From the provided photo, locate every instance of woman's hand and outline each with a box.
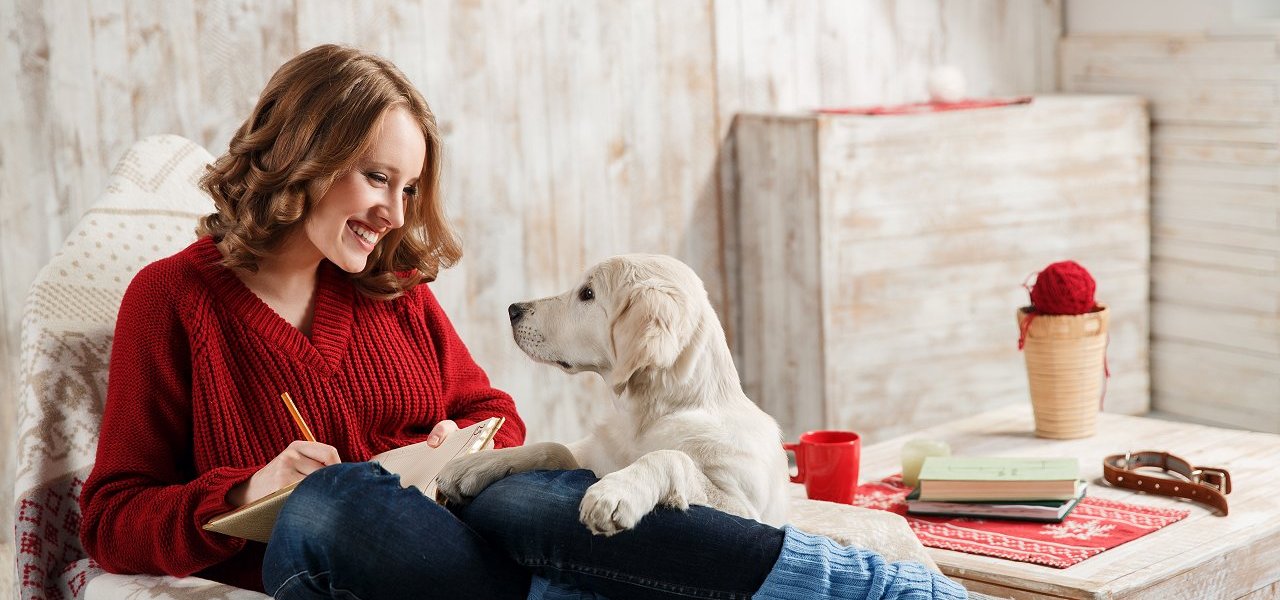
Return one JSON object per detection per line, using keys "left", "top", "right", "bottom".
{"left": 228, "top": 440, "right": 342, "bottom": 506}
{"left": 427, "top": 420, "right": 458, "bottom": 447}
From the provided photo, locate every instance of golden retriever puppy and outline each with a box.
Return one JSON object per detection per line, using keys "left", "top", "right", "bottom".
{"left": 437, "top": 254, "right": 789, "bottom": 535}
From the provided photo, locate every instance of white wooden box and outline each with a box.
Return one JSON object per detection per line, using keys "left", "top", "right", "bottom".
{"left": 729, "top": 95, "right": 1150, "bottom": 442}
{"left": 1062, "top": 35, "right": 1280, "bottom": 434}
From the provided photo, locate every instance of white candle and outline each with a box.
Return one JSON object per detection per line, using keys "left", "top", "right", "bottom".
{"left": 901, "top": 439, "right": 951, "bottom": 489}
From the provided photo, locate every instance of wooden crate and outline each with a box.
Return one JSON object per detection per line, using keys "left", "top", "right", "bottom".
{"left": 729, "top": 96, "right": 1150, "bottom": 442}
{"left": 1063, "top": 35, "right": 1280, "bottom": 434}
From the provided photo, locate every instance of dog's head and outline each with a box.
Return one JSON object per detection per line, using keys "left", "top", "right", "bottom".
{"left": 508, "top": 254, "right": 705, "bottom": 394}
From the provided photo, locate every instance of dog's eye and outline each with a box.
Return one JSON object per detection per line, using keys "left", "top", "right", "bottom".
{"left": 578, "top": 286, "right": 594, "bottom": 302}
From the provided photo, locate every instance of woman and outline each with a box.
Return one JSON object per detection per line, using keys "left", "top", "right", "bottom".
{"left": 79, "top": 44, "right": 964, "bottom": 600}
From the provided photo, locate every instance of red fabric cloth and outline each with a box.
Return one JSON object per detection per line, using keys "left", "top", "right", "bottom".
{"left": 816, "top": 96, "right": 1033, "bottom": 116}
{"left": 853, "top": 475, "right": 1189, "bottom": 568}
{"left": 79, "top": 236, "right": 526, "bottom": 592}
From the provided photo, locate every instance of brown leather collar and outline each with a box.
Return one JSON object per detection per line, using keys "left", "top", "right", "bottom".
{"left": 1103, "top": 451, "right": 1231, "bottom": 515}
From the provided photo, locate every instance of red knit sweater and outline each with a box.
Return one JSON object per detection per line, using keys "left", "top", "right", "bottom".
{"left": 79, "top": 236, "right": 526, "bottom": 592}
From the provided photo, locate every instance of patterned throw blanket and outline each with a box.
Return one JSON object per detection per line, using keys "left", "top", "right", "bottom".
{"left": 853, "top": 475, "right": 1190, "bottom": 568}
{"left": 14, "top": 135, "right": 267, "bottom": 600}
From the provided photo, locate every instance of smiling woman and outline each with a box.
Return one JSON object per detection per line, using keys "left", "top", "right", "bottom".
{"left": 196, "top": 44, "right": 458, "bottom": 301}
{"left": 75, "top": 44, "right": 528, "bottom": 595}
{"left": 300, "top": 107, "right": 425, "bottom": 275}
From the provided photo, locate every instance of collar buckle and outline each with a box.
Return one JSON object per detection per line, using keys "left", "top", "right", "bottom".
{"left": 1192, "top": 467, "right": 1231, "bottom": 494}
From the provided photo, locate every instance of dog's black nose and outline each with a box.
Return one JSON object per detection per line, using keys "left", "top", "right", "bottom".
{"left": 508, "top": 303, "right": 527, "bottom": 324}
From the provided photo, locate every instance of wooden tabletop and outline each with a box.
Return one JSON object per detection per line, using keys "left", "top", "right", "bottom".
{"left": 859, "top": 405, "right": 1280, "bottom": 600}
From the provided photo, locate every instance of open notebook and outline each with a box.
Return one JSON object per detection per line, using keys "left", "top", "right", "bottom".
{"left": 203, "top": 416, "right": 504, "bottom": 543}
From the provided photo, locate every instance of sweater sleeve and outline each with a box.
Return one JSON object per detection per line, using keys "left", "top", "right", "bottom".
{"left": 417, "top": 285, "right": 527, "bottom": 449}
{"left": 80, "top": 264, "right": 258, "bottom": 578}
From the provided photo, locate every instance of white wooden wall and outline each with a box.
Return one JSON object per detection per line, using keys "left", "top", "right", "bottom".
{"left": 1062, "top": 35, "right": 1280, "bottom": 434}
{"left": 0, "top": 0, "right": 1063, "bottom": 586}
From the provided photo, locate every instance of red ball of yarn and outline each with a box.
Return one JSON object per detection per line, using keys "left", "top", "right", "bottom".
{"left": 1028, "top": 260, "right": 1096, "bottom": 315}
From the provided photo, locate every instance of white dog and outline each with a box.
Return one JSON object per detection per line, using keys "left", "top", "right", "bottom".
{"left": 437, "top": 254, "right": 789, "bottom": 535}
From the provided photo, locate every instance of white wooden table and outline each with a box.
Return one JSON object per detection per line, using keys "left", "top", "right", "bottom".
{"left": 859, "top": 405, "right": 1280, "bottom": 599}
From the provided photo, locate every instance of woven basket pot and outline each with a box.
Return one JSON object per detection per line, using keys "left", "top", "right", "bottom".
{"left": 1016, "top": 304, "right": 1109, "bottom": 439}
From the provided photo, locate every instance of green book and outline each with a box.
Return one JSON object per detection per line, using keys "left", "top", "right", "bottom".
{"left": 916, "top": 457, "right": 1079, "bottom": 501}
{"left": 906, "top": 482, "right": 1088, "bottom": 523}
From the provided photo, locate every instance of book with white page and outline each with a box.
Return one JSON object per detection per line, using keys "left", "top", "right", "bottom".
{"left": 203, "top": 417, "right": 504, "bottom": 543}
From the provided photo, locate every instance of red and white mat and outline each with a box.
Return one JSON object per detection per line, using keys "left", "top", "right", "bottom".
{"left": 852, "top": 475, "right": 1190, "bottom": 568}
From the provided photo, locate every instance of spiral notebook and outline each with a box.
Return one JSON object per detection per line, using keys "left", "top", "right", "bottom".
{"left": 203, "top": 417, "right": 504, "bottom": 543}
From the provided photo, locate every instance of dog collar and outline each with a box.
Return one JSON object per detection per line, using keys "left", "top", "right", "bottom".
{"left": 1102, "top": 451, "right": 1230, "bottom": 515}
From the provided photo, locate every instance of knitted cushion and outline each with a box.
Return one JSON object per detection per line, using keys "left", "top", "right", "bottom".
{"left": 789, "top": 496, "right": 939, "bottom": 571}
{"left": 14, "top": 134, "right": 269, "bottom": 600}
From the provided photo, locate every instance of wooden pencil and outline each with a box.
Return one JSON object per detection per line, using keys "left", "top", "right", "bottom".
{"left": 280, "top": 392, "right": 317, "bottom": 442}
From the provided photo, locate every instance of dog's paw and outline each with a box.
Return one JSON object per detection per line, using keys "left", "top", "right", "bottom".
{"left": 659, "top": 489, "right": 691, "bottom": 511}
{"left": 579, "top": 476, "right": 654, "bottom": 536}
{"left": 435, "top": 452, "right": 511, "bottom": 505}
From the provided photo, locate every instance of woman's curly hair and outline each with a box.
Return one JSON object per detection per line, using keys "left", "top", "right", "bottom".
{"left": 198, "top": 44, "right": 460, "bottom": 299}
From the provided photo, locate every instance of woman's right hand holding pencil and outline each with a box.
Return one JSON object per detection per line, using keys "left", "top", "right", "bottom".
{"left": 228, "top": 440, "right": 341, "bottom": 507}
{"left": 225, "top": 391, "right": 340, "bottom": 507}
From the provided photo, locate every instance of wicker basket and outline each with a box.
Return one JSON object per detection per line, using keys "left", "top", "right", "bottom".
{"left": 1016, "top": 304, "right": 1109, "bottom": 439}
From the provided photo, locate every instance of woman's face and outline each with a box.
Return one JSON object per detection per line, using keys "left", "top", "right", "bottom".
{"left": 304, "top": 105, "right": 426, "bottom": 273}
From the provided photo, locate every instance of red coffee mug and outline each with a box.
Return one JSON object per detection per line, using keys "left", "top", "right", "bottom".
{"left": 783, "top": 430, "right": 861, "bottom": 504}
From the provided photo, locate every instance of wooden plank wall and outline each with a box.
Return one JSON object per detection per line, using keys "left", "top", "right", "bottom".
{"left": 1062, "top": 35, "right": 1280, "bottom": 434}
{"left": 0, "top": 1, "right": 1062, "bottom": 588}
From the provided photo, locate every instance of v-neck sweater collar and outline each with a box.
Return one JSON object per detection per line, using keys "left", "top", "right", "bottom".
{"left": 189, "top": 236, "right": 354, "bottom": 374}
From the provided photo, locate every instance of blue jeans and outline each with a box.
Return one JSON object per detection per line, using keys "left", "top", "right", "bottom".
{"left": 262, "top": 463, "right": 785, "bottom": 599}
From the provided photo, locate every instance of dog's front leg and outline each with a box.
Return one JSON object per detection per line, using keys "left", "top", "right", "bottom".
{"left": 437, "top": 442, "right": 579, "bottom": 505}
{"left": 579, "top": 449, "right": 709, "bottom": 536}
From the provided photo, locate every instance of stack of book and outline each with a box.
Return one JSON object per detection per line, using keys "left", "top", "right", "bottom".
{"left": 907, "top": 457, "right": 1086, "bottom": 522}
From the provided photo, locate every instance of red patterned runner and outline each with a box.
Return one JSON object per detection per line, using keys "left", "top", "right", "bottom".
{"left": 853, "top": 475, "right": 1190, "bottom": 568}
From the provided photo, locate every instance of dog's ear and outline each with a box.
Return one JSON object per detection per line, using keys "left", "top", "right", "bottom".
{"left": 608, "top": 279, "right": 696, "bottom": 394}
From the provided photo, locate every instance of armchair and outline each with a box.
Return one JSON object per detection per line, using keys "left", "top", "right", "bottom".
{"left": 15, "top": 135, "right": 270, "bottom": 600}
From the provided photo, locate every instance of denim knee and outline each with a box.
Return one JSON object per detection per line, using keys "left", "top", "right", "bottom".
{"left": 262, "top": 462, "right": 460, "bottom": 593}
{"left": 459, "top": 469, "right": 597, "bottom": 553}
{"left": 277, "top": 463, "right": 388, "bottom": 542}
{"left": 262, "top": 463, "right": 372, "bottom": 590}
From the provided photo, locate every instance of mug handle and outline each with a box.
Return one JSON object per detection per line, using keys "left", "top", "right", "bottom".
{"left": 783, "top": 442, "right": 804, "bottom": 484}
